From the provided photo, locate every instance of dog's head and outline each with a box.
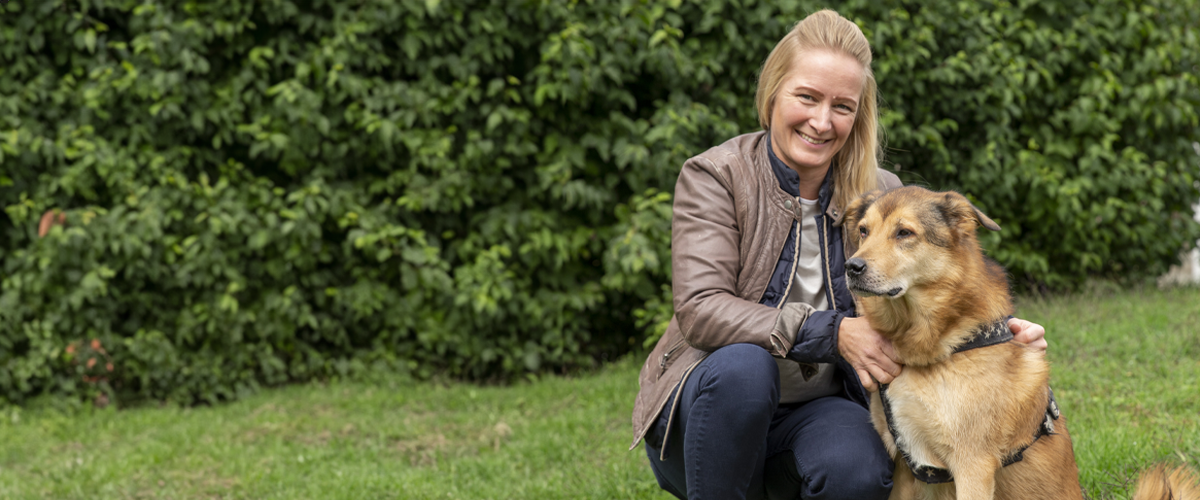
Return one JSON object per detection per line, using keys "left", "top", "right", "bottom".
{"left": 840, "top": 186, "right": 999, "bottom": 299}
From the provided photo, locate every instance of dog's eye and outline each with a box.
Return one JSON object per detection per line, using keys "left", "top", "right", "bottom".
{"left": 859, "top": 226, "right": 869, "bottom": 238}
{"left": 896, "top": 228, "right": 913, "bottom": 238}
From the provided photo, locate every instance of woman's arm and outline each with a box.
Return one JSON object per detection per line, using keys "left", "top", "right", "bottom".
{"left": 670, "top": 155, "right": 795, "bottom": 355}
{"left": 836, "top": 317, "right": 1049, "bottom": 392}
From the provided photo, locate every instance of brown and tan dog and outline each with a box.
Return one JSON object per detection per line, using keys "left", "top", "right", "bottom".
{"left": 838, "top": 186, "right": 1199, "bottom": 500}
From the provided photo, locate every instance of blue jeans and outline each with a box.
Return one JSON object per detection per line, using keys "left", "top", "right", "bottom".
{"left": 644, "top": 344, "right": 893, "bottom": 500}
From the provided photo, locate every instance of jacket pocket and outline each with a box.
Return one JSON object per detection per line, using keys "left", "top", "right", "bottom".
{"left": 659, "top": 339, "right": 687, "bottom": 375}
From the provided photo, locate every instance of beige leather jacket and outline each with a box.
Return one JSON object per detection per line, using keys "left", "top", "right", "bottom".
{"left": 629, "top": 131, "right": 901, "bottom": 452}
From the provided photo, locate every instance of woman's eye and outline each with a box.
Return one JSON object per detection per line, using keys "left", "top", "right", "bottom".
{"left": 836, "top": 104, "right": 855, "bottom": 112}
{"left": 799, "top": 94, "right": 815, "bottom": 101}
{"left": 896, "top": 228, "right": 912, "bottom": 238}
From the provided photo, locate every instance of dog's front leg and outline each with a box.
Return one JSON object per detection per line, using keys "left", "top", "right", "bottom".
{"left": 888, "top": 459, "right": 921, "bottom": 500}
{"left": 948, "top": 458, "right": 999, "bottom": 500}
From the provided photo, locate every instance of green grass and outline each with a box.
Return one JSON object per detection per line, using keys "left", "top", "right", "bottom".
{"left": 0, "top": 286, "right": 1197, "bottom": 499}
{"left": 1019, "top": 284, "right": 1200, "bottom": 498}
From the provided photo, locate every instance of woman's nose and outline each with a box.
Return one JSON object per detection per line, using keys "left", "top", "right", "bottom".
{"left": 810, "top": 105, "right": 832, "bottom": 133}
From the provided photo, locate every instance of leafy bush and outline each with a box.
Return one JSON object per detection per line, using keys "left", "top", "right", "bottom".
{"left": 1, "top": 0, "right": 1197, "bottom": 405}
{"left": 869, "top": 1, "right": 1200, "bottom": 290}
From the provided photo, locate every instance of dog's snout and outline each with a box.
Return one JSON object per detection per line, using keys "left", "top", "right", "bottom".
{"left": 846, "top": 258, "right": 867, "bottom": 276}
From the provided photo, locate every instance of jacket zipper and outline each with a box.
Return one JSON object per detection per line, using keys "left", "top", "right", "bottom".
{"left": 659, "top": 339, "right": 687, "bottom": 374}
{"left": 778, "top": 218, "right": 801, "bottom": 309}
{"left": 822, "top": 214, "right": 838, "bottom": 311}
{"left": 754, "top": 197, "right": 802, "bottom": 308}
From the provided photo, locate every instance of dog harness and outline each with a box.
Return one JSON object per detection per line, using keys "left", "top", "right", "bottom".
{"left": 878, "top": 317, "right": 1062, "bottom": 484}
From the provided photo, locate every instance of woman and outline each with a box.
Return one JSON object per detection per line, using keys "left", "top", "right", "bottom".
{"left": 629, "top": 10, "right": 1047, "bottom": 500}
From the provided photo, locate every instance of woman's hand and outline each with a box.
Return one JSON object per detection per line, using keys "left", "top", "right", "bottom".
{"left": 838, "top": 316, "right": 903, "bottom": 392}
{"left": 837, "top": 317, "right": 1045, "bottom": 392}
{"left": 1008, "top": 317, "right": 1048, "bottom": 352}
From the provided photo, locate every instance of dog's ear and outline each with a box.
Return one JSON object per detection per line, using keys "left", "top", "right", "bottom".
{"left": 836, "top": 189, "right": 884, "bottom": 230}
{"left": 937, "top": 192, "right": 1001, "bottom": 232}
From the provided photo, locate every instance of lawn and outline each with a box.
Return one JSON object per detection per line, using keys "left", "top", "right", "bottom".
{"left": 0, "top": 286, "right": 1197, "bottom": 499}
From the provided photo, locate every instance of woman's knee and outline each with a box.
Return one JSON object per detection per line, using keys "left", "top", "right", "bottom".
{"left": 799, "top": 449, "right": 893, "bottom": 500}
{"left": 695, "top": 343, "right": 780, "bottom": 404}
{"left": 824, "top": 467, "right": 892, "bottom": 500}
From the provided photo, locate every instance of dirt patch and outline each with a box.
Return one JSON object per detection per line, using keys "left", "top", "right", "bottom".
{"left": 390, "top": 421, "right": 515, "bottom": 467}
{"left": 248, "top": 402, "right": 281, "bottom": 418}
{"left": 126, "top": 465, "right": 242, "bottom": 500}
{"left": 395, "top": 433, "right": 449, "bottom": 467}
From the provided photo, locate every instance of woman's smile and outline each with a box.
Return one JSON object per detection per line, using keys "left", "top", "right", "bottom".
{"left": 797, "top": 130, "right": 831, "bottom": 146}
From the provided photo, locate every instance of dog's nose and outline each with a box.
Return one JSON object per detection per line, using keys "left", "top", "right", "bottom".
{"left": 846, "top": 258, "right": 867, "bottom": 276}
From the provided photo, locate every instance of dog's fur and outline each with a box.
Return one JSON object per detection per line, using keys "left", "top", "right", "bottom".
{"left": 840, "top": 186, "right": 1199, "bottom": 500}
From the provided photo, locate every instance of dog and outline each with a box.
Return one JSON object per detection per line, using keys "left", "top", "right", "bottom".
{"left": 838, "top": 186, "right": 1200, "bottom": 500}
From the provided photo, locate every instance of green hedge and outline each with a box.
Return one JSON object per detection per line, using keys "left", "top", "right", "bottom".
{"left": 1, "top": 0, "right": 1197, "bottom": 405}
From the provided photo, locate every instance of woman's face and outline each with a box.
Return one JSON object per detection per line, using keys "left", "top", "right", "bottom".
{"left": 769, "top": 49, "right": 864, "bottom": 176}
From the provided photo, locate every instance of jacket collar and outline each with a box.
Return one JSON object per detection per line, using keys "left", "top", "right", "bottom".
{"left": 765, "top": 133, "right": 836, "bottom": 213}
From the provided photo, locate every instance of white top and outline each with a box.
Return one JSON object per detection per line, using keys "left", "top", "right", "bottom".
{"left": 776, "top": 197, "right": 842, "bottom": 404}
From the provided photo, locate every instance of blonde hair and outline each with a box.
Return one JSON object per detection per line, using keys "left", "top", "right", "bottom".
{"left": 755, "top": 9, "right": 880, "bottom": 211}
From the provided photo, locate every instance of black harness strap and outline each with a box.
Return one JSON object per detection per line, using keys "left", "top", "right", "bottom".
{"left": 951, "top": 318, "right": 1015, "bottom": 353}
{"left": 879, "top": 317, "right": 1062, "bottom": 484}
